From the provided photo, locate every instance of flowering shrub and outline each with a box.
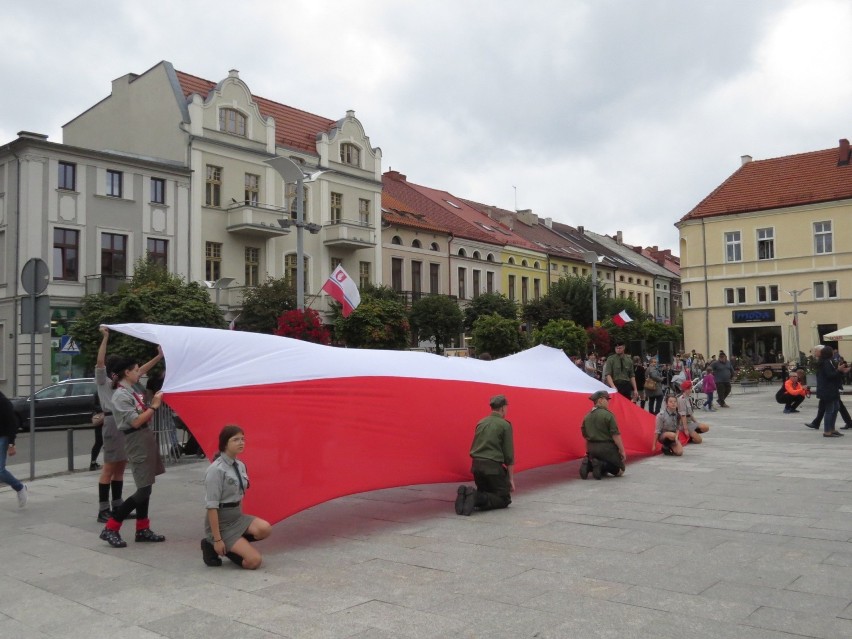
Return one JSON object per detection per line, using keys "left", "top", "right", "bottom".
{"left": 274, "top": 308, "right": 330, "bottom": 345}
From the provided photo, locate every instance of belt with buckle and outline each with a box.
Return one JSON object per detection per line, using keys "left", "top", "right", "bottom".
{"left": 219, "top": 501, "right": 241, "bottom": 509}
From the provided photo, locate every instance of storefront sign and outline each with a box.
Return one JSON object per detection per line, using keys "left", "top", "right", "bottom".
{"left": 732, "top": 309, "right": 775, "bottom": 323}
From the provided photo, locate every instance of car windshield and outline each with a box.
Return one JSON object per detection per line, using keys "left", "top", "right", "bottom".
{"left": 34, "top": 385, "right": 69, "bottom": 400}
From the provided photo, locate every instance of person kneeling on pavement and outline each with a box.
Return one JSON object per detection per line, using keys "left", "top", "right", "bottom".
{"left": 579, "top": 390, "right": 627, "bottom": 480}
{"left": 780, "top": 371, "right": 808, "bottom": 414}
{"left": 653, "top": 395, "right": 684, "bottom": 456}
{"left": 454, "top": 395, "right": 514, "bottom": 516}
{"left": 678, "top": 380, "right": 710, "bottom": 443}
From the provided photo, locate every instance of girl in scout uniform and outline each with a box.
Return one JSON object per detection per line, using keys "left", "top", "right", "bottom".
{"left": 99, "top": 356, "right": 166, "bottom": 548}
{"left": 201, "top": 425, "right": 272, "bottom": 569}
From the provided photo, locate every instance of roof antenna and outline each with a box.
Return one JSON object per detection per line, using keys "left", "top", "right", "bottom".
{"left": 513, "top": 185, "right": 518, "bottom": 212}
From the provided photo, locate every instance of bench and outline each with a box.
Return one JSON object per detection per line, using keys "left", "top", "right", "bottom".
{"left": 736, "top": 379, "right": 760, "bottom": 394}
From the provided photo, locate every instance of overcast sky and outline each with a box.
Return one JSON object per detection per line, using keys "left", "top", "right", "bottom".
{"left": 4, "top": 0, "right": 851, "bottom": 254}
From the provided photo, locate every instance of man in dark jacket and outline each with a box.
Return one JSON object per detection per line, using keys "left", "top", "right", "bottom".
{"left": 0, "top": 390, "right": 27, "bottom": 507}
{"left": 816, "top": 346, "right": 851, "bottom": 437}
{"left": 711, "top": 352, "right": 735, "bottom": 408}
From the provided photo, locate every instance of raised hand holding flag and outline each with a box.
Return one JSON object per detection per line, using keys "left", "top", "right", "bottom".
{"left": 322, "top": 265, "right": 361, "bottom": 317}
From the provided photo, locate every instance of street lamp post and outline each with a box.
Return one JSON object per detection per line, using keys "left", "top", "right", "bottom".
{"left": 583, "top": 251, "right": 603, "bottom": 326}
{"left": 784, "top": 287, "right": 809, "bottom": 364}
{"left": 265, "top": 157, "right": 323, "bottom": 310}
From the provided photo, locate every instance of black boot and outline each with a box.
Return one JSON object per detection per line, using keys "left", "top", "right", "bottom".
{"left": 226, "top": 551, "right": 244, "bottom": 567}
{"left": 200, "top": 539, "right": 222, "bottom": 566}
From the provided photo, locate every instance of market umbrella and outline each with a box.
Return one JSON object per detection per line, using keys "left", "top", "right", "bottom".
{"left": 823, "top": 325, "right": 852, "bottom": 341}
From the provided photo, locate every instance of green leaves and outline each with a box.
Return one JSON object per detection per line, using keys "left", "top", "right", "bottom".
{"left": 410, "top": 295, "right": 463, "bottom": 355}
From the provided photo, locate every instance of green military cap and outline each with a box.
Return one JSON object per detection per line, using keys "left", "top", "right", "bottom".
{"left": 589, "top": 390, "right": 611, "bottom": 402}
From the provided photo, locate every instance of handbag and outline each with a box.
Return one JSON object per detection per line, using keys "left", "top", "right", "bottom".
{"left": 644, "top": 378, "right": 658, "bottom": 392}
{"left": 92, "top": 411, "right": 105, "bottom": 427}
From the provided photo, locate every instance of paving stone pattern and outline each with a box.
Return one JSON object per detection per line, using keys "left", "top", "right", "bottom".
{"left": 1, "top": 386, "right": 851, "bottom": 638}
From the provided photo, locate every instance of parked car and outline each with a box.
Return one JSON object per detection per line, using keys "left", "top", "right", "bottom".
{"left": 11, "top": 378, "right": 97, "bottom": 430}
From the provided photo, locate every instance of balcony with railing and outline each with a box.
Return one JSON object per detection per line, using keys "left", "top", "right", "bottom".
{"left": 226, "top": 202, "right": 291, "bottom": 238}
{"left": 85, "top": 274, "right": 132, "bottom": 295}
{"left": 322, "top": 218, "right": 376, "bottom": 249}
{"left": 391, "top": 290, "right": 458, "bottom": 308}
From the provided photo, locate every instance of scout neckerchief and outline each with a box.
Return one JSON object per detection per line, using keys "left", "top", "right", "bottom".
{"left": 120, "top": 383, "right": 147, "bottom": 414}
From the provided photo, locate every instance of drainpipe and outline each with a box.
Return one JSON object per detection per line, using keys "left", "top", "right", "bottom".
{"left": 11, "top": 151, "right": 21, "bottom": 393}
{"left": 447, "top": 233, "right": 454, "bottom": 296}
{"left": 701, "top": 218, "right": 710, "bottom": 356}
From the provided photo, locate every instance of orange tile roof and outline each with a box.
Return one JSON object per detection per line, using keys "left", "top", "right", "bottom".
{"left": 175, "top": 70, "right": 337, "bottom": 155}
{"left": 382, "top": 192, "right": 450, "bottom": 234}
{"left": 681, "top": 142, "right": 852, "bottom": 221}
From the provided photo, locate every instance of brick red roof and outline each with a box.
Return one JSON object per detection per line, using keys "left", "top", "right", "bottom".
{"left": 681, "top": 142, "right": 852, "bottom": 221}
{"left": 382, "top": 193, "right": 450, "bottom": 234}
{"left": 175, "top": 70, "right": 337, "bottom": 155}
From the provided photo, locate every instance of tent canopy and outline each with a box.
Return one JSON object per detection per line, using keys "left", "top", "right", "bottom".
{"left": 823, "top": 325, "right": 852, "bottom": 341}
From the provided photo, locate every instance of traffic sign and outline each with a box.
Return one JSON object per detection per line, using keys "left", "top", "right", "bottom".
{"left": 21, "top": 258, "right": 49, "bottom": 295}
{"left": 59, "top": 335, "right": 81, "bottom": 354}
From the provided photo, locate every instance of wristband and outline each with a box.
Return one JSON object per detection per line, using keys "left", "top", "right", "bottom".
{"left": 214, "top": 538, "right": 222, "bottom": 542}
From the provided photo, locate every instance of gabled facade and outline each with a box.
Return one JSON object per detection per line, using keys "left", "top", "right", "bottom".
{"left": 677, "top": 141, "right": 852, "bottom": 361}
{"left": 0, "top": 132, "right": 191, "bottom": 395}
{"left": 63, "top": 62, "right": 382, "bottom": 320}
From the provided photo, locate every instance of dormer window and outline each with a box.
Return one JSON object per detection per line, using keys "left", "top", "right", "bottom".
{"left": 219, "top": 108, "right": 246, "bottom": 137}
{"left": 340, "top": 143, "right": 360, "bottom": 166}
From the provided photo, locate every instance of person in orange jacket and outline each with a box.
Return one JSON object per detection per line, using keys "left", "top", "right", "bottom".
{"left": 782, "top": 371, "right": 808, "bottom": 414}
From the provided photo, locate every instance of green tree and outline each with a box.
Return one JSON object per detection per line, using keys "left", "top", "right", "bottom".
{"left": 532, "top": 319, "right": 588, "bottom": 357}
{"left": 522, "top": 275, "right": 608, "bottom": 329}
{"left": 237, "top": 276, "right": 296, "bottom": 333}
{"left": 471, "top": 314, "right": 525, "bottom": 359}
{"left": 333, "top": 294, "right": 410, "bottom": 349}
{"left": 70, "top": 259, "right": 226, "bottom": 370}
{"left": 409, "top": 295, "right": 464, "bottom": 354}
{"left": 463, "top": 292, "right": 517, "bottom": 331}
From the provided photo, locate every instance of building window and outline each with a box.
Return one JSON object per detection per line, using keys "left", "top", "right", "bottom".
{"left": 245, "top": 247, "right": 260, "bottom": 287}
{"left": 814, "top": 280, "right": 838, "bottom": 299}
{"left": 508, "top": 274, "right": 516, "bottom": 301}
{"left": 53, "top": 228, "right": 79, "bottom": 281}
{"left": 219, "top": 108, "right": 246, "bottom": 136}
{"left": 521, "top": 277, "right": 529, "bottom": 303}
{"left": 285, "top": 253, "right": 309, "bottom": 293}
{"left": 359, "top": 198, "right": 370, "bottom": 225}
{"left": 412, "top": 239, "right": 422, "bottom": 248}
{"left": 473, "top": 270, "right": 481, "bottom": 298}
{"left": 359, "top": 261, "right": 371, "bottom": 289}
{"left": 391, "top": 257, "right": 403, "bottom": 292}
{"left": 486, "top": 271, "right": 494, "bottom": 293}
{"left": 287, "top": 184, "right": 308, "bottom": 220}
{"left": 101, "top": 233, "right": 127, "bottom": 277}
{"left": 58, "top": 161, "right": 76, "bottom": 191}
{"left": 331, "top": 257, "right": 343, "bottom": 272}
{"left": 685, "top": 291, "right": 691, "bottom": 307}
{"left": 814, "top": 221, "right": 833, "bottom": 254}
{"left": 757, "top": 228, "right": 774, "bottom": 260}
{"left": 429, "top": 263, "right": 440, "bottom": 294}
{"left": 150, "top": 178, "right": 165, "bottom": 204}
{"left": 391, "top": 236, "right": 402, "bottom": 245}
{"left": 534, "top": 278, "right": 541, "bottom": 300}
{"left": 146, "top": 238, "right": 168, "bottom": 268}
{"left": 756, "top": 285, "right": 779, "bottom": 303}
{"left": 411, "top": 261, "right": 422, "bottom": 297}
{"left": 431, "top": 242, "right": 439, "bottom": 251}
{"left": 458, "top": 267, "right": 466, "bottom": 299}
{"left": 244, "top": 174, "right": 259, "bottom": 206}
{"left": 340, "top": 143, "right": 360, "bottom": 166}
{"left": 724, "top": 287, "right": 746, "bottom": 305}
{"left": 205, "top": 241, "right": 222, "bottom": 281}
{"left": 724, "top": 231, "right": 742, "bottom": 262}
{"left": 106, "top": 170, "right": 123, "bottom": 198}
{"left": 206, "top": 166, "right": 222, "bottom": 207}
{"left": 551, "top": 263, "right": 557, "bottom": 271}
{"left": 330, "top": 192, "right": 342, "bottom": 224}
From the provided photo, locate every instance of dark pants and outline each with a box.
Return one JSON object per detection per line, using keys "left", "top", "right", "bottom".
{"left": 810, "top": 398, "right": 851, "bottom": 427}
{"left": 471, "top": 458, "right": 511, "bottom": 511}
{"left": 784, "top": 395, "right": 805, "bottom": 412}
{"left": 614, "top": 380, "right": 633, "bottom": 400}
{"left": 821, "top": 398, "right": 840, "bottom": 433}
{"left": 647, "top": 395, "right": 663, "bottom": 415}
{"left": 91, "top": 426, "right": 103, "bottom": 463}
{"left": 586, "top": 441, "right": 625, "bottom": 476}
{"left": 716, "top": 382, "right": 732, "bottom": 405}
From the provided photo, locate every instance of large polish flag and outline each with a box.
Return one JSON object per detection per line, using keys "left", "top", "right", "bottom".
{"left": 108, "top": 323, "right": 656, "bottom": 525}
{"left": 321, "top": 265, "right": 361, "bottom": 317}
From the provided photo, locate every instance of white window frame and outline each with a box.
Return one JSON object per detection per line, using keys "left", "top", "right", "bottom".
{"left": 813, "top": 280, "right": 838, "bottom": 300}
{"left": 814, "top": 221, "right": 833, "bottom": 254}
{"left": 724, "top": 287, "right": 746, "bottom": 305}
{"left": 756, "top": 227, "right": 774, "bottom": 260}
{"left": 724, "top": 231, "right": 742, "bottom": 263}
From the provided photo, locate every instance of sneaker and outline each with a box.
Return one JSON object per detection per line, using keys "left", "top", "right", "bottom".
{"left": 96, "top": 509, "right": 112, "bottom": 523}
{"left": 89, "top": 462, "right": 101, "bottom": 471}
{"left": 790, "top": 410, "right": 800, "bottom": 413}
{"left": 200, "top": 539, "right": 222, "bottom": 567}
{"left": 841, "top": 424, "right": 852, "bottom": 430}
{"left": 16, "top": 485, "right": 27, "bottom": 508}
{"left": 99, "top": 527, "right": 127, "bottom": 548}
{"left": 661, "top": 445, "right": 675, "bottom": 456}
{"left": 579, "top": 457, "right": 590, "bottom": 480}
{"left": 135, "top": 528, "right": 166, "bottom": 542}
{"left": 461, "top": 487, "right": 477, "bottom": 516}
{"left": 591, "top": 458, "right": 603, "bottom": 480}
{"left": 805, "top": 422, "right": 819, "bottom": 429}
{"left": 454, "top": 485, "right": 468, "bottom": 515}
{"left": 783, "top": 408, "right": 791, "bottom": 414}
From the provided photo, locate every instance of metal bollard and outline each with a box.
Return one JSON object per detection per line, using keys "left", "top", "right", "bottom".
{"left": 67, "top": 428, "right": 74, "bottom": 472}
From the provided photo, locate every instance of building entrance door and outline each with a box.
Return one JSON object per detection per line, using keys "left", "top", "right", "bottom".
{"left": 728, "top": 325, "right": 784, "bottom": 364}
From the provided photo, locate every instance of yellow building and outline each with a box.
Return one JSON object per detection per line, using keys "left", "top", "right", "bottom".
{"left": 677, "top": 143, "right": 852, "bottom": 361}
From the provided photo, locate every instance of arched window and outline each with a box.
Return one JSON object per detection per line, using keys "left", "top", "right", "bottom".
{"left": 507, "top": 257, "right": 515, "bottom": 265}
{"left": 486, "top": 253, "right": 494, "bottom": 262}
{"left": 534, "top": 261, "right": 541, "bottom": 269}
{"left": 392, "top": 236, "right": 402, "bottom": 245}
{"left": 412, "top": 239, "right": 422, "bottom": 248}
{"left": 430, "top": 242, "right": 439, "bottom": 251}
{"left": 340, "top": 143, "right": 360, "bottom": 166}
{"left": 219, "top": 108, "right": 246, "bottom": 136}
{"left": 521, "top": 260, "right": 528, "bottom": 267}
{"left": 473, "top": 251, "right": 481, "bottom": 260}
{"left": 458, "top": 248, "right": 467, "bottom": 257}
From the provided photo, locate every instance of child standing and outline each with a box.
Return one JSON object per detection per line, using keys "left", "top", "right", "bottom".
{"left": 702, "top": 366, "right": 717, "bottom": 411}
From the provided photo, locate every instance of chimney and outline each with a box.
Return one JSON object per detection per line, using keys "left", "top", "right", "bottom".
{"left": 741, "top": 154, "right": 752, "bottom": 166}
{"left": 228, "top": 69, "right": 240, "bottom": 79}
{"left": 17, "top": 131, "right": 48, "bottom": 141}
{"left": 616, "top": 230, "right": 623, "bottom": 245}
{"left": 385, "top": 170, "right": 406, "bottom": 181}
{"left": 544, "top": 217, "right": 552, "bottom": 228}
{"left": 577, "top": 225, "right": 584, "bottom": 234}
{"left": 839, "top": 139, "right": 851, "bottom": 166}
{"left": 516, "top": 208, "right": 537, "bottom": 226}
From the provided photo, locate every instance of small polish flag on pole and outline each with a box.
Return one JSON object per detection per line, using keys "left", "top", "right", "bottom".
{"left": 322, "top": 265, "right": 361, "bottom": 317}
{"left": 228, "top": 314, "right": 241, "bottom": 331}
{"left": 612, "top": 310, "right": 632, "bottom": 327}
